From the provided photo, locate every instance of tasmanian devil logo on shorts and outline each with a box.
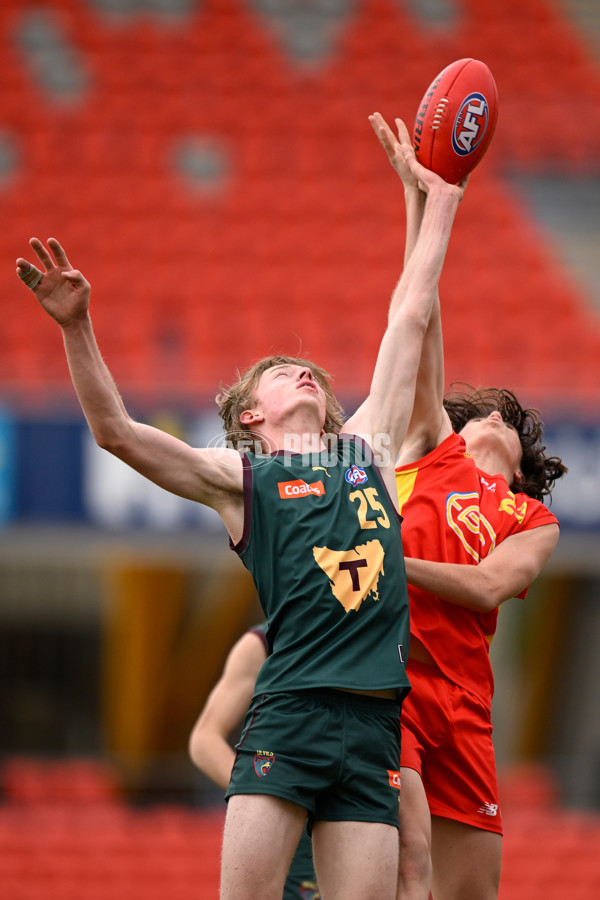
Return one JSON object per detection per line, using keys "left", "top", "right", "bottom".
{"left": 299, "top": 883, "right": 320, "bottom": 900}
{"left": 254, "top": 751, "right": 275, "bottom": 777}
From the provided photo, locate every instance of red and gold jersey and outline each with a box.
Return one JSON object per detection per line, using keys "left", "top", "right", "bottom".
{"left": 396, "top": 431, "right": 558, "bottom": 708}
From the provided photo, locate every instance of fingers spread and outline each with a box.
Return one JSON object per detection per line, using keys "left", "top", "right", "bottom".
{"left": 18, "top": 237, "right": 76, "bottom": 290}
{"left": 28, "top": 237, "right": 73, "bottom": 272}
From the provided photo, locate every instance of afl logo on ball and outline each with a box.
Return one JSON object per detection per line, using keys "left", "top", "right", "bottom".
{"left": 452, "top": 92, "right": 489, "bottom": 157}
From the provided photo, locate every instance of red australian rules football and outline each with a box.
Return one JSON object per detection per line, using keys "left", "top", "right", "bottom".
{"left": 412, "top": 58, "right": 498, "bottom": 183}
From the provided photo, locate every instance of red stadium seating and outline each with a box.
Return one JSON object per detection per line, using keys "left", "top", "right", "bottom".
{"left": 1, "top": 758, "right": 600, "bottom": 899}
{"left": 1, "top": 0, "right": 599, "bottom": 416}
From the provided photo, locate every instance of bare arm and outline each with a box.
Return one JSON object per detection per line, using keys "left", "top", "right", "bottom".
{"left": 404, "top": 524, "right": 560, "bottom": 613}
{"left": 188, "top": 631, "right": 267, "bottom": 789}
{"left": 345, "top": 122, "right": 463, "bottom": 488}
{"left": 16, "top": 239, "right": 244, "bottom": 537}
{"left": 370, "top": 115, "right": 426, "bottom": 270}
{"left": 369, "top": 115, "right": 454, "bottom": 463}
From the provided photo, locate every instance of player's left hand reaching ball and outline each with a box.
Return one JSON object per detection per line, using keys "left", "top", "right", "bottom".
{"left": 16, "top": 238, "right": 90, "bottom": 327}
{"left": 369, "top": 113, "right": 421, "bottom": 191}
{"left": 369, "top": 112, "right": 469, "bottom": 201}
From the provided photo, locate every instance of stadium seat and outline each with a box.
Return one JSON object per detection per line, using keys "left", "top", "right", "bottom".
{"left": 0, "top": 0, "right": 599, "bottom": 414}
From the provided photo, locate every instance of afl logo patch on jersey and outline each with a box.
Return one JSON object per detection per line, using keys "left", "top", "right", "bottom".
{"left": 452, "top": 92, "right": 489, "bottom": 157}
{"left": 345, "top": 465, "right": 368, "bottom": 486}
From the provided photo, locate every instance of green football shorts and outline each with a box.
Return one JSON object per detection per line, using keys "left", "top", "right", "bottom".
{"left": 226, "top": 688, "right": 403, "bottom": 828}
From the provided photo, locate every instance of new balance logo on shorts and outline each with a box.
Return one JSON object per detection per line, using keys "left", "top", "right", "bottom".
{"left": 477, "top": 801, "right": 499, "bottom": 816}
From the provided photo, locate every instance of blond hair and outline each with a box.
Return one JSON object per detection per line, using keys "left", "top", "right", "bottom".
{"left": 216, "top": 355, "right": 344, "bottom": 449}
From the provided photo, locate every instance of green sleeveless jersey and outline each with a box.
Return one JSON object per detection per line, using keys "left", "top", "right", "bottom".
{"left": 232, "top": 435, "right": 410, "bottom": 698}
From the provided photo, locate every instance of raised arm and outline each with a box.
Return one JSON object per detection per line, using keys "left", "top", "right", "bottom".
{"left": 370, "top": 114, "right": 426, "bottom": 269}
{"left": 188, "top": 630, "right": 267, "bottom": 789}
{"left": 345, "top": 119, "right": 464, "bottom": 489}
{"left": 16, "top": 239, "right": 244, "bottom": 537}
{"left": 369, "top": 115, "right": 454, "bottom": 462}
{"left": 404, "top": 524, "right": 560, "bottom": 613}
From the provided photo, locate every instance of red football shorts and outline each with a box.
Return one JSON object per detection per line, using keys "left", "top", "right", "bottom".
{"left": 401, "top": 659, "right": 503, "bottom": 835}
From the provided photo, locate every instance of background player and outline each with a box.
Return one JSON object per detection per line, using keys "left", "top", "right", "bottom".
{"left": 189, "top": 623, "right": 320, "bottom": 900}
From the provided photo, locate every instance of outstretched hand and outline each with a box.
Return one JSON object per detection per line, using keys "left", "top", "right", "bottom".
{"left": 369, "top": 112, "right": 469, "bottom": 201}
{"left": 369, "top": 113, "right": 419, "bottom": 190}
{"left": 16, "top": 238, "right": 90, "bottom": 327}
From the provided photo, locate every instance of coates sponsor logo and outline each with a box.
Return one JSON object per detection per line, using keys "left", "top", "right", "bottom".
{"left": 345, "top": 465, "right": 368, "bottom": 486}
{"left": 254, "top": 751, "right": 275, "bottom": 777}
{"left": 278, "top": 479, "right": 325, "bottom": 499}
{"left": 452, "top": 92, "right": 489, "bottom": 156}
{"left": 388, "top": 770, "right": 402, "bottom": 790}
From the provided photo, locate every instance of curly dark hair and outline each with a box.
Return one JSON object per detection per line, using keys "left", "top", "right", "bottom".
{"left": 443, "top": 384, "right": 567, "bottom": 502}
